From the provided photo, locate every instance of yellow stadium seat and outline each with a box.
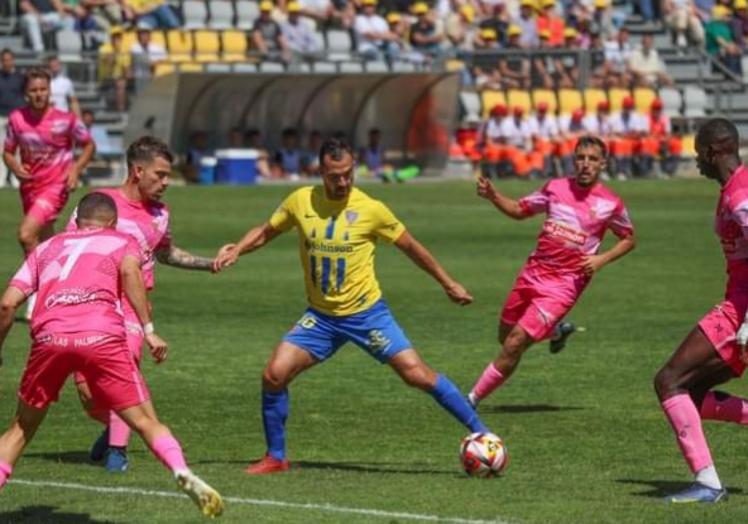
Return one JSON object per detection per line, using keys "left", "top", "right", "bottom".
{"left": 194, "top": 30, "right": 220, "bottom": 62}
{"left": 608, "top": 88, "right": 630, "bottom": 112}
{"left": 179, "top": 62, "right": 204, "bottom": 73}
{"left": 222, "top": 30, "right": 247, "bottom": 62}
{"left": 120, "top": 30, "right": 137, "bottom": 52}
{"left": 167, "top": 30, "right": 193, "bottom": 62}
{"left": 633, "top": 87, "right": 657, "bottom": 113}
{"left": 445, "top": 59, "right": 465, "bottom": 72}
{"left": 149, "top": 29, "right": 166, "bottom": 48}
{"left": 507, "top": 90, "right": 532, "bottom": 114}
{"left": 532, "top": 89, "right": 558, "bottom": 113}
{"left": 154, "top": 63, "right": 176, "bottom": 77}
{"left": 680, "top": 134, "right": 696, "bottom": 157}
{"left": 481, "top": 90, "right": 506, "bottom": 118}
{"left": 558, "top": 89, "right": 583, "bottom": 115}
{"left": 584, "top": 88, "right": 607, "bottom": 112}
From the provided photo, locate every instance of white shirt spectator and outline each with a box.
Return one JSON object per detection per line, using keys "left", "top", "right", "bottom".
{"left": 628, "top": 46, "right": 666, "bottom": 84}
{"left": 484, "top": 117, "right": 505, "bottom": 141}
{"left": 354, "top": 13, "right": 389, "bottom": 54}
{"left": 283, "top": 19, "right": 319, "bottom": 54}
{"left": 50, "top": 74, "right": 75, "bottom": 113}
{"left": 500, "top": 117, "right": 533, "bottom": 148}
{"left": 558, "top": 114, "right": 586, "bottom": 134}
{"left": 603, "top": 39, "right": 633, "bottom": 73}
{"left": 583, "top": 114, "right": 613, "bottom": 135}
{"left": 130, "top": 41, "right": 167, "bottom": 79}
{"left": 528, "top": 114, "right": 559, "bottom": 139}
{"left": 609, "top": 111, "right": 646, "bottom": 135}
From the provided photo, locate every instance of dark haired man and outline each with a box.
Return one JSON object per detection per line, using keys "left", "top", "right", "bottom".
{"left": 67, "top": 136, "right": 218, "bottom": 473}
{"left": 468, "top": 136, "right": 636, "bottom": 407}
{"left": 214, "top": 138, "right": 491, "bottom": 474}
{"left": 655, "top": 118, "right": 748, "bottom": 503}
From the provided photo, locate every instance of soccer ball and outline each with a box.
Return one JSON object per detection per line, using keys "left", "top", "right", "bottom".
{"left": 460, "top": 432, "right": 509, "bottom": 477}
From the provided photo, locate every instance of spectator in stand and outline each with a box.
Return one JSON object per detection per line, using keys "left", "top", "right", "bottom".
{"left": 482, "top": 104, "right": 511, "bottom": 178}
{"left": 253, "top": 1, "right": 292, "bottom": 62}
{"left": 297, "top": 0, "right": 355, "bottom": 29}
{"left": 554, "top": 28, "right": 580, "bottom": 88}
{"left": 472, "top": 29, "right": 504, "bottom": 90}
{"left": 575, "top": 18, "right": 594, "bottom": 48}
{"left": 499, "top": 25, "right": 531, "bottom": 89}
{"left": 733, "top": 0, "right": 748, "bottom": 50}
{"left": 479, "top": 2, "right": 510, "bottom": 47}
{"left": 664, "top": 0, "right": 706, "bottom": 48}
{"left": 446, "top": 3, "right": 477, "bottom": 50}
{"left": 536, "top": 0, "right": 565, "bottom": 47}
{"left": 591, "top": 0, "right": 616, "bottom": 40}
{"left": 272, "top": 128, "right": 304, "bottom": 178}
{"left": 83, "top": 0, "right": 122, "bottom": 33}
{"left": 245, "top": 128, "right": 271, "bottom": 178}
{"left": 527, "top": 101, "right": 560, "bottom": 177}
{"left": 121, "top": 0, "right": 179, "bottom": 29}
{"left": 129, "top": 26, "right": 167, "bottom": 92}
{"left": 228, "top": 127, "right": 244, "bottom": 147}
{"left": 639, "top": 98, "right": 682, "bottom": 177}
{"left": 301, "top": 130, "right": 322, "bottom": 176}
{"left": 604, "top": 27, "right": 633, "bottom": 87}
{"left": 97, "top": 27, "right": 131, "bottom": 112}
{"left": 283, "top": 2, "right": 321, "bottom": 57}
{"left": 386, "top": 12, "right": 409, "bottom": 46}
{"left": 47, "top": 55, "right": 80, "bottom": 115}
{"left": 0, "top": 49, "right": 25, "bottom": 188}
{"left": 358, "top": 128, "right": 386, "bottom": 178}
{"left": 638, "top": 0, "right": 658, "bottom": 23}
{"left": 557, "top": 108, "right": 586, "bottom": 175}
{"left": 355, "top": 0, "right": 400, "bottom": 62}
{"left": 62, "top": 0, "right": 98, "bottom": 32}
{"left": 532, "top": 29, "right": 557, "bottom": 88}
{"left": 609, "top": 96, "right": 647, "bottom": 179}
{"left": 80, "top": 108, "right": 117, "bottom": 157}
{"left": 515, "top": 0, "right": 539, "bottom": 49}
{"left": 565, "top": 0, "right": 593, "bottom": 29}
{"left": 500, "top": 106, "right": 534, "bottom": 177}
{"left": 409, "top": 2, "right": 444, "bottom": 63}
{"left": 583, "top": 100, "right": 613, "bottom": 141}
{"left": 588, "top": 30, "right": 608, "bottom": 87}
{"left": 705, "top": 4, "right": 742, "bottom": 75}
{"left": 628, "top": 33, "right": 674, "bottom": 87}
{"left": 20, "top": 0, "right": 67, "bottom": 53}
{"left": 184, "top": 130, "right": 212, "bottom": 184}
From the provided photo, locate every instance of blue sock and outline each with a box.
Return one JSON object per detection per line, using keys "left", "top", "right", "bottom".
{"left": 430, "top": 374, "right": 488, "bottom": 433}
{"left": 262, "top": 389, "right": 289, "bottom": 460}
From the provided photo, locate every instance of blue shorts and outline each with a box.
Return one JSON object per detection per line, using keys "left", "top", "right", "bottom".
{"left": 283, "top": 300, "right": 412, "bottom": 363}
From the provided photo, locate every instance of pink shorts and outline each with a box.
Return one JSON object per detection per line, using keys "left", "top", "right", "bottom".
{"left": 699, "top": 298, "right": 747, "bottom": 377}
{"left": 21, "top": 332, "right": 150, "bottom": 411}
{"left": 500, "top": 273, "right": 587, "bottom": 341}
{"left": 20, "top": 183, "right": 69, "bottom": 226}
{"left": 74, "top": 304, "right": 144, "bottom": 385}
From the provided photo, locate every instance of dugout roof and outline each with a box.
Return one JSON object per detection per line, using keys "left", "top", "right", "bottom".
{"left": 124, "top": 72, "right": 461, "bottom": 173}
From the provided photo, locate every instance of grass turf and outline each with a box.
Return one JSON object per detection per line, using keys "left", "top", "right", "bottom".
{"left": 0, "top": 179, "right": 747, "bottom": 524}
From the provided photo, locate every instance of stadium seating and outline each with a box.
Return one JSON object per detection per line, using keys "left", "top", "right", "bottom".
{"left": 683, "top": 86, "right": 708, "bottom": 118}
{"left": 633, "top": 87, "right": 656, "bottom": 113}
{"left": 259, "top": 61, "right": 285, "bottom": 72}
{"left": 194, "top": 30, "right": 220, "bottom": 62}
{"left": 154, "top": 62, "right": 176, "bottom": 77}
{"left": 167, "top": 30, "right": 193, "bottom": 62}
{"left": 607, "top": 88, "right": 630, "bottom": 112}
{"left": 507, "top": 90, "right": 532, "bottom": 114}
{"left": 180, "top": 62, "right": 204, "bottom": 73}
{"left": 208, "top": 0, "right": 234, "bottom": 30}
{"left": 339, "top": 61, "right": 364, "bottom": 73}
{"left": 658, "top": 87, "right": 682, "bottom": 118}
{"left": 233, "top": 62, "right": 257, "bottom": 72}
{"left": 326, "top": 29, "right": 353, "bottom": 61}
{"left": 313, "top": 61, "right": 337, "bottom": 73}
{"left": 183, "top": 0, "right": 209, "bottom": 29}
{"left": 532, "top": 89, "right": 558, "bottom": 113}
{"left": 235, "top": 0, "right": 259, "bottom": 30}
{"left": 583, "top": 88, "right": 607, "bottom": 112}
{"left": 150, "top": 30, "right": 167, "bottom": 48}
{"left": 392, "top": 61, "right": 416, "bottom": 72}
{"left": 459, "top": 91, "right": 481, "bottom": 121}
{"left": 221, "top": 30, "right": 247, "bottom": 62}
{"left": 481, "top": 90, "right": 506, "bottom": 118}
{"left": 365, "top": 61, "right": 389, "bottom": 73}
{"left": 558, "top": 88, "right": 583, "bottom": 114}
{"left": 55, "top": 29, "right": 82, "bottom": 59}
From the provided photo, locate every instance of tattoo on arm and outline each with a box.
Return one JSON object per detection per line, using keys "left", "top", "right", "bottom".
{"left": 156, "top": 245, "right": 214, "bottom": 271}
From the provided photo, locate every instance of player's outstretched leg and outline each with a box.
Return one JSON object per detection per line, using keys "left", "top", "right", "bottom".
{"left": 654, "top": 328, "right": 733, "bottom": 504}
{"left": 549, "top": 321, "right": 576, "bottom": 354}
{"left": 468, "top": 324, "right": 533, "bottom": 408}
{"left": 246, "top": 342, "right": 317, "bottom": 475}
{"left": 389, "top": 350, "right": 488, "bottom": 433}
{"left": 117, "top": 402, "right": 224, "bottom": 518}
{"left": 104, "top": 413, "right": 131, "bottom": 473}
{"left": 700, "top": 390, "right": 748, "bottom": 425}
{"left": 0, "top": 401, "right": 48, "bottom": 491}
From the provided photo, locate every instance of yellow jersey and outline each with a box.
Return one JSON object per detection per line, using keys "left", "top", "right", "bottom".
{"left": 269, "top": 186, "right": 406, "bottom": 316}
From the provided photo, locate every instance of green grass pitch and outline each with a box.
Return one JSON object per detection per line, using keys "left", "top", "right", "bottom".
{"left": 1, "top": 179, "right": 748, "bottom": 524}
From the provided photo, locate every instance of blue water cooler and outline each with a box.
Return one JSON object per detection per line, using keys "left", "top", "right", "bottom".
{"left": 214, "top": 149, "right": 259, "bottom": 185}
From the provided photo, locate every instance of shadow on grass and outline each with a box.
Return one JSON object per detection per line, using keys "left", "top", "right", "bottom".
{"left": 0, "top": 505, "right": 115, "bottom": 523}
{"left": 24, "top": 450, "right": 144, "bottom": 466}
{"left": 479, "top": 404, "right": 585, "bottom": 414}
{"left": 616, "top": 479, "right": 744, "bottom": 498}
{"left": 295, "top": 460, "right": 462, "bottom": 476}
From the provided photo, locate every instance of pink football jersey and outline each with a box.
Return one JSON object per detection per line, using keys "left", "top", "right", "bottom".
{"left": 3, "top": 107, "right": 91, "bottom": 189}
{"left": 9, "top": 228, "right": 141, "bottom": 340}
{"left": 518, "top": 177, "right": 634, "bottom": 274}
{"left": 67, "top": 188, "right": 171, "bottom": 290}
{"left": 715, "top": 165, "right": 748, "bottom": 291}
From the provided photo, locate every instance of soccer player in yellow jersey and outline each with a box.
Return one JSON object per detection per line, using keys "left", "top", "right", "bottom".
{"left": 215, "top": 138, "right": 490, "bottom": 474}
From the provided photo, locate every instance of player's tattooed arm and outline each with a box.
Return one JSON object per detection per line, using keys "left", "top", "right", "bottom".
{"left": 156, "top": 245, "right": 215, "bottom": 271}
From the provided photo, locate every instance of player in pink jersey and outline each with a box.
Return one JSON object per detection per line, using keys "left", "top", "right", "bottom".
{"left": 67, "top": 136, "right": 218, "bottom": 473}
{"left": 3, "top": 67, "right": 95, "bottom": 321}
{"left": 468, "top": 135, "right": 636, "bottom": 408}
{"left": 654, "top": 119, "right": 748, "bottom": 504}
{"left": 0, "top": 192, "right": 223, "bottom": 517}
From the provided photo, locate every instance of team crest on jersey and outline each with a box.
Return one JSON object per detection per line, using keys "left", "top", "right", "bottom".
{"left": 345, "top": 211, "right": 358, "bottom": 225}
{"left": 299, "top": 314, "right": 317, "bottom": 329}
{"left": 50, "top": 119, "right": 69, "bottom": 135}
{"left": 367, "top": 330, "right": 391, "bottom": 353}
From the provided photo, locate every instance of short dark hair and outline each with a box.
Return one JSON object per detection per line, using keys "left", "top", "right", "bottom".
{"left": 126, "top": 136, "right": 173, "bottom": 169}
{"left": 46, "top": 54, "right": 59, "bottom": 63}
{"left": 24, "top": 67, "right": 51, "bottom": 90}
{"left": 1, "top": 48, "right": 13, "bottom": 58}
{"left": 696, "top": 118, "right": 739, "bottom": 150}
{"left": 575, "top": 135, "right": 608, "bottom": 158}
{"left": 76, "top": 192, "right": 117, "bottom": 225}
{"left": 319, "top": 137, "right": 354, "bottom": 166}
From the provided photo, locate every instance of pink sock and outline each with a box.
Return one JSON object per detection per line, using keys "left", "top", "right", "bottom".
{"left": 0, "top": 462, "right": 12, "bottom": 490}
{"left": 700, "top": 391, "right": 748, "bottom": 425}
{"left": 150, "top": 435, "right": 188, "bottom": 472}
{"left": 661, "top": 394, "right": 713, "bottom": 474}
{"left": 109, "top": 412, "right": 131, "bottom": 448}
{"left": 471, "top": 363, "right": 506, "bottom": 400}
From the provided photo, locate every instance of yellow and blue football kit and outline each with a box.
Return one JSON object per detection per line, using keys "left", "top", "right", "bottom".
{"left": 269, "top": 186, "right": 412, "bottom": 362}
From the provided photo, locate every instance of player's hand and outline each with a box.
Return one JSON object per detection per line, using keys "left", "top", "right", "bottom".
{"left": 145, "top": 333, "right": 168, "bottom": 364}
{"left": 65, "top": 167, "right": 81, "bottom": 192}
{"left": 581, "top": 255, "right": 606, "bottom": 276}
{"left": 477, "top": 176, "right": 497, "bottom": 202}
{"left": 13, "top": 164, "right": 32, "bottom": 180}
{"left": 445, "top": 282, "right": 473, "bottom": 306}
{"left": 213, "top": 244, "right": 239, "bottom": 272}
